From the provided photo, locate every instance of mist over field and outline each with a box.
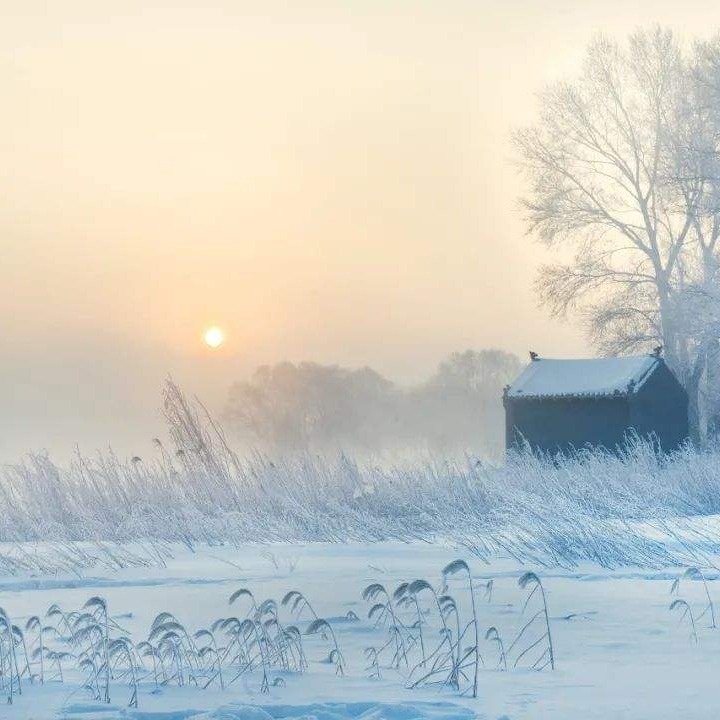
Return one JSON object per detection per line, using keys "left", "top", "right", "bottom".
{"left": 6, "top": 2, "right": 720, "bottom": 718}
{"left": 8, "top": 0, "right": 717, "bottom": 463}
{"left": 221, "top": 349, "right": 521, "bottom": 459}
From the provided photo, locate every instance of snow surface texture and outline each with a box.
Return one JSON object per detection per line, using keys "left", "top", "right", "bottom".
{"left": 506, "top": 355, "right": 658, "bottom": 398}
{"left": 52, "top": 700, "right": 476, "bottom": 719}
{"left": 1, "top": 541, "right": 719, "bottom": 720}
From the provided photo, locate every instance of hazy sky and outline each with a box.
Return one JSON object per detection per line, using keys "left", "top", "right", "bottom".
{"left": 3, "top": 0, "right": 719, "bottom": 461}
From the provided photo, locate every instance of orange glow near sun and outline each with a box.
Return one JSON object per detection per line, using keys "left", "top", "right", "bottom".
{"left": 203, "top": 326, "right": 225, "bottom": 349}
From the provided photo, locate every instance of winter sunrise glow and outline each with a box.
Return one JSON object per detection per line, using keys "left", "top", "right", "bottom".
{"left": 203, "top": 326, "right": 225, "bottom": 349}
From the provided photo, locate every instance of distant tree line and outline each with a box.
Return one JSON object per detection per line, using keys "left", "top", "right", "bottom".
{"left": 222, "top": 349, "right": 522, "bottom": 458}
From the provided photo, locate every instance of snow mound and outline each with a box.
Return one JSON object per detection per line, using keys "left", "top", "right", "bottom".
{"left": 188, "top": 703, "right": 477, "bottom": 720}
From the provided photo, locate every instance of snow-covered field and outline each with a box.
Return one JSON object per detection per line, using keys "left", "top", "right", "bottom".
{"left": 4, "top": 394, "right": 720, "bottom": 718}
{"left": 1, "top": 540, "right": 719, "bottom": 720}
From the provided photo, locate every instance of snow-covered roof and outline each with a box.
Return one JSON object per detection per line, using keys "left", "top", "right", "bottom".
{"left": 506, "top": 355, "right": 659, "bottom": 400}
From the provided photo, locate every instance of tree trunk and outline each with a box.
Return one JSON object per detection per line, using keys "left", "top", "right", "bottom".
{"left": 687, "top": 355, "right": 707, "bottom": 447}
{"left": 706, "top": 342, "right": 720, "bottom": 443}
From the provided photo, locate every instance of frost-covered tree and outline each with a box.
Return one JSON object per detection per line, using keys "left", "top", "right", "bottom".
{"left": 223, "top": 349, "right": 521, "bottom": 457}
{"left": 412, "top": 349, "right": 522, "bottom": 456}
{"left": 223, "top": 362, "right": 395, "bottom": 452}
{"left": 430, "top": 349, "right": 522, "bottom": 394}
{"left": 514, "top": 27, "right": 720, "bottom": 442}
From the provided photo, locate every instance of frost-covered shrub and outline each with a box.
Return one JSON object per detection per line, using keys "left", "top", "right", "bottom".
{"left": 3, "top": 381, "right": 720, "bottom": 568}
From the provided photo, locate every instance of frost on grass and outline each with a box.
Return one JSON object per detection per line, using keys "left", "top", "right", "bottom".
{"left": 359, "top": 561, "right": 556, "bottom": 699}
{"left": 2, "top": 381, "right": 720, "bottom": 569}
{"left": 0, "top": 556, "right": 556, "bottom": 711}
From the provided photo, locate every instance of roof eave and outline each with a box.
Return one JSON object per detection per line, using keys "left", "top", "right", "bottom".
{"left": 507, "top": 390, "right": 631, "bottom": 401}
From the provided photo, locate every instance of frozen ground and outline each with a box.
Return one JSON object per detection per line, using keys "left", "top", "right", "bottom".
{"left": 0, "top": 541, "right": 719, "bottom": 720}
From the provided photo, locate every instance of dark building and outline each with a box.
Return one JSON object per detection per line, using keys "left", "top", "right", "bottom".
{"left": 503, "top": 354, "right": 689, "bottom": 455}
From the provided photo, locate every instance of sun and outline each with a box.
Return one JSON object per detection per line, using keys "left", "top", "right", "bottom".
{"left": 203, "top": 326, "right": 225, "bottom": 349}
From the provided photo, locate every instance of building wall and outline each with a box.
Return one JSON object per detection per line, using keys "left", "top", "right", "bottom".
{"left": 506, "top": 395, "right": 630, "bottom": 454}
{"left": 628, "top": 362, "right": 689, "bottom": 452}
